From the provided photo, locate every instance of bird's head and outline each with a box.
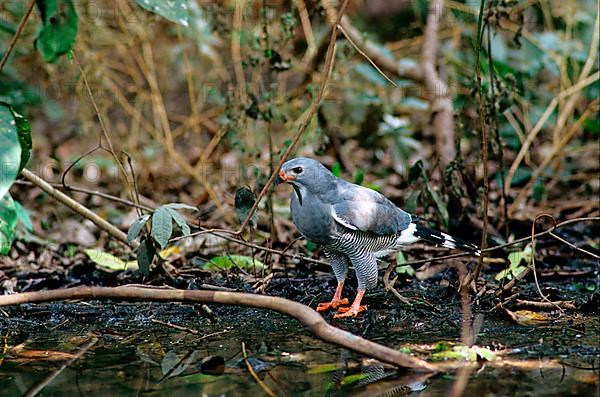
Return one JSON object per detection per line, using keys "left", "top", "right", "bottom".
{"left": 275, "top": 157, "right": 335, "bottom": 203}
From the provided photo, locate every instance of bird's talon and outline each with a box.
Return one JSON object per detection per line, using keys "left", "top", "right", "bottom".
{"left": 316, "top": 298, "right": 349, "bottom": 312}
{"left": 333, "top": 305, "right": 367, "bottom": 318}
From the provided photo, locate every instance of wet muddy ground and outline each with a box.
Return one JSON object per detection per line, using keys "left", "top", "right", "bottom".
{"left": 0, "top": 273, "right": 598, "bottom": 396}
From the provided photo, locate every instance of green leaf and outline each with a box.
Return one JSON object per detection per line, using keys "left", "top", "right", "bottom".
{"left": 340, "top": 373, "right": 369, "bottom": 386}
{"left": 66, "top": 244, "right": 77, "bottom": 258}
{"left": 2, "top": 103, "right": 31, "bottom": 172}
{"left": 0, "top": 104, "right": 21, "bottom": 200}
{"left": 205, "top": 255, "right": 267, "bottom": 271}
{"left": 396, "top": 252, "right": 414, "bottom": 276}
{"left": 306, "top": 363, "right": 339, "bottom": 374}
{"left": 85, "top": 248, "right": 127, "bottom": 272}
{"left": 164, "top": 203, "right": 198, "bottom": 211}
{"left": 11, "top": 106, "right": 31, "bottom": 172}
{"left": 434, "top": 341, "right": 453, "bottom": 352}
{"left": 364, "top": 183, "right": 381, "bottom": 192}
{"left": 35, "top": 0, "right": 78, "bottom": 63}
{"left": 151, "top": 206, "right": 173, "bottom": 248}
{"left": 431, "top": 345, "right": 497, "bottom": 362}
{"left": 0, "top": 193, "right": 17, "bottom": 255}
{"left": 14, "top": 200, "right": 32, "bottom": 231}
{"left": 135, "top": 0, "right": 191, "bottom": 26}
{"left": 495, "top": 266, "right": 525, "bottom": 281}
{"left": 331, "top": 162, "right": 341, "bottom": 177}
{"left": 583, "top": 118, "right": 600, "bottom": 135}
{"left": 353, "top": 169, "right": 364, "bottom": 185}
{"left": 396, "top": 265, "right": 415, "bottom": 276}
{"left": 166, "top": 208, "right": 191, "bottom": 236}
{"left": 473, "top": 346, "right": 497, "bottom": 361}
{"left": 508, "top": 244, "right": 532, "bottom": 267}
{"left": 305, "top": 240, "right": 317, "bottom": 252}
{"left": 136, "top": 237, "right": 156, "bottom": 276}
{"left": 495, "top": 245, "right": 532, "bottom": 281}
{"left": 403, "top": 189, "right": 421, "bottom": 214}
{"left": 427, "top": 187, "right": 449, "bottom": 228}
{"left": 127, "top": 214, "right": 150, "bottom": 243}
{"left": 532, "top": 178, "right": 545, "bottom": 202}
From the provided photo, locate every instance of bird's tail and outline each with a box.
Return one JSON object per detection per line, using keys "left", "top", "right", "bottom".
{"left": 413, "top": 223, "right": 481, "bottom": 256}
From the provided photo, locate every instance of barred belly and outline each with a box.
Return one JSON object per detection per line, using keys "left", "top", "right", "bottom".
{"left": 329, "top": 228, "right": 398, "bottom": 256}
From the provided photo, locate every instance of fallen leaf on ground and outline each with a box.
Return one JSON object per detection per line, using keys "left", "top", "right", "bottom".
{"left": 504, "top": 308, "right": 550, "bottom": 326}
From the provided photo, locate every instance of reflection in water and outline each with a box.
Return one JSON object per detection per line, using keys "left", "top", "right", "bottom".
{"left": 0, "top": 304, "right": 597, "bottom": 396}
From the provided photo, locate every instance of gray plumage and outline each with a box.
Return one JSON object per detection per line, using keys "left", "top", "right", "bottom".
{"left": 276, "top": 157, "right": 480, "bottom": 315}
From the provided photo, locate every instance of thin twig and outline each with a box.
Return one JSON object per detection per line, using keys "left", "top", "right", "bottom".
{"left": 514, "top": 299, "right": 576, "bottom": 311}
{"left": 487, "top": 26, "right": 508, "bottom": 237}
{"left": 296, "top": 0, "right": 317, "bottom": 66}
{"left": 61, "top": 145, "right": 103, "bottom": 190}
{"left": 471, "top": 0, "right": 490, "bottom": 286}
{"left": 337, "top": 24, "right": 398, "bottom": 87}
{"left": 456, "top": 263, "right": 474, "bottom": 346}
{"left": 505, "top": 70, "right": 600, "bottom": 196}
{"left": 510, "top": 99, "right": 600, "bottom": 210}
{"left": 74, "top": 54, "right": 137, "bottom": 205}
{"left": 242, "top": 342, "right": 277, "bottom": 397}
{"left": 231, "top": 0, "right": 247, "bottom": 103}
{"left": 336, "top": 15, "right": 424, "bottom": 82}
{"left": 24, "top": 337, "right": 98, "bottom": 397}
{"left": 176, "top": 25, "right": 200, "bottom": 137}
{"left": 237, "top": 0, "right": 351, "bottom": 233}
{"left": 503, "top": 108, "right": 533, "bottom": 167}
{"left": 20, "top": 168, "right": 597, "bottom": 269}
{"left": 137, "top": 40, "right": 226, "bottom": 217}
{"left": 14, "top": 180, "right": 153, "bottom": 212}
{"left": 548, "top": 232, "right": 600, "bottom": 259}
{"left": 550, "top": 12, "right": 599, "bottom": 143}
{"left": 382, "top": 263, "right": 412, "bottom": 305}
{"left": 194, "top": 126, "right": 228, "bottom": 173}
{"left": 150, "top": 318, "right": 201, "bottom": 335}
{"left": 530, "top": 214, "right": 564, "bottom": 313}
{"left": 21, "top": 168, "right": 130, "bottom": 246}
{"left": 199, "top": 229, "right": 329, "bottom": 266}
{"left": 0, "top": 0, "right": 36, "bottom": 73}
{"left": 421, "top": 0, "right": 456, "bottom": 165}
{"left": 179, "top": 215, "right": 598, "bottom": 269}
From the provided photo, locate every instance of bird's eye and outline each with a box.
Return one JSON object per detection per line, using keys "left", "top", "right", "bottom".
{"left": 292, "top": 166, "right": 303, "bottom": 174}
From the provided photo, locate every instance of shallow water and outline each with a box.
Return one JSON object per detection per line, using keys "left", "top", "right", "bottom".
{"left": 0, "top": 303, "right": 597, "bottom": 396}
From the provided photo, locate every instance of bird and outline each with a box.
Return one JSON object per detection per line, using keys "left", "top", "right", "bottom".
{"left": 275, "top": 157, "right": 480, "bottom": 318}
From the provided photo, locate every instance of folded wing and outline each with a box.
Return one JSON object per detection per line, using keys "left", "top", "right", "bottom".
{"left": 329, "top": 182, "right": 412, "bottom": 235}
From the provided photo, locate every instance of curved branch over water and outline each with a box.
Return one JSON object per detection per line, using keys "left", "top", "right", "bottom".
{"left": 0, "top": 286, "right": 436, "bottom": 372}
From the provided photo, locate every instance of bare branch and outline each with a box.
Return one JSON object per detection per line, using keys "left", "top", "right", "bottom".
{"left": 0, "top": 286, "right": 436, "bottom": 371}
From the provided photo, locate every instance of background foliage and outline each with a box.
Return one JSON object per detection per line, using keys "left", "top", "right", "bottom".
{"left": 0, "top": 0, "right": 597, "bottom": 269}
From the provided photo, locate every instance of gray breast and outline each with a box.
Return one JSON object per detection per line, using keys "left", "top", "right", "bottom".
{"left": 290, "top": 191, "right": 334, "bottom": 245}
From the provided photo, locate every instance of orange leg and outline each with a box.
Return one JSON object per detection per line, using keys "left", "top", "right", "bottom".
{"left": 316, "top": 282, "right": 349, "bottom": 312}
{"left": 333, "top": 289, "right": 367, "bottom": 318}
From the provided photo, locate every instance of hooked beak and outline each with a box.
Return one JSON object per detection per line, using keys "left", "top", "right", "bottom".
{"left": 275, "top": 169, "right": 303, "bottom": 205}
{"left": 275, "top": 169, "right": 295, "bottom": 185}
